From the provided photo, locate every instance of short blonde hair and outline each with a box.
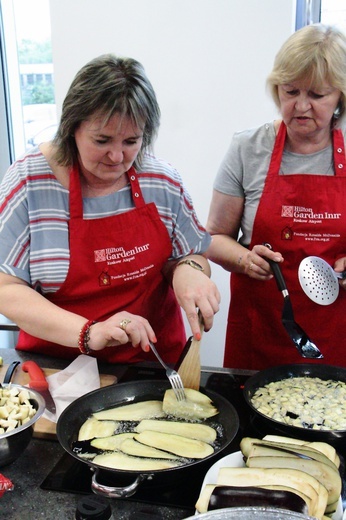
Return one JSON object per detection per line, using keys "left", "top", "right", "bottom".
{"left": 267, "top": 24, "right": 346, "bottom": 125}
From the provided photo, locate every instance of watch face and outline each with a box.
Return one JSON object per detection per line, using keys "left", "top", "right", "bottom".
{"left": 176, "top": 259, "right": 204, "bottom": 272}
{"left": 190, "top": 260, "right": 203, "bottom": 270}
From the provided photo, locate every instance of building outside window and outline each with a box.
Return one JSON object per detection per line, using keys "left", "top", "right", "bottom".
{"left": 0, "top": 0, "right": 56, "bottom": 170}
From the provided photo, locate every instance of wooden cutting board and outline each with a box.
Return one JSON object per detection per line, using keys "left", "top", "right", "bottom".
{"left": 0, "top": 365, "right": 117, "bottom": 440}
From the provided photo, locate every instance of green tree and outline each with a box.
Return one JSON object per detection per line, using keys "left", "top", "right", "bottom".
{"left": 18, "top": 39, "right": 55, "bottom": 105}
{"left": 18, "top": 39, "right": 52, "bottom": 64}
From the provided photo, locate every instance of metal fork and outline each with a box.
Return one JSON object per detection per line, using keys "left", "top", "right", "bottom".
{"left": 149, "top": 341, "right": 186, "bottom": 401}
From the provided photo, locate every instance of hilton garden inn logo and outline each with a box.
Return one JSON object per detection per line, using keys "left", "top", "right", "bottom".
{"left": 94, "top": 244, "right": 150, "bottom": 263}
{"left": 281, "top": 206, "right": 341, "bottom": 220}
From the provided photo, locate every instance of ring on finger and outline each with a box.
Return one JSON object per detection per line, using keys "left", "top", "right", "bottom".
{"left": 119, "top": 318, "right": 131, "bottom": 332}
{"left": 249, "top": 262, "right": 254, "bottom": 271}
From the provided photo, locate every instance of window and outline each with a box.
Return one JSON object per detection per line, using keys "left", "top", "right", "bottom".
{"left": 321, "top": 0, "right": 346, "bottom": 30}
{"left": 296, "top": 0, "right": 346, "bottom": 29}
{"left": 0, "top": 0, "right": 56, "bottom": 168}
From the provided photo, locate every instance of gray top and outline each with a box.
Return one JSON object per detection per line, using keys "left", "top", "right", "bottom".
{"left": 214, "top": 121, "right": 342, "bottom": 246}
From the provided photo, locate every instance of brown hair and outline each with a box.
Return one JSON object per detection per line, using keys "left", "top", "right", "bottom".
{"left": 52, "top": 54, "right": 160, "bottom": 168}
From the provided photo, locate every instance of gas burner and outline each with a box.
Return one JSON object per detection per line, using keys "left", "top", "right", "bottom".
{"left": 40, "top": 365, "right": 346, "bottom": 512}
{"left": 40, "top": 366, "right": 249, "bottom": 510}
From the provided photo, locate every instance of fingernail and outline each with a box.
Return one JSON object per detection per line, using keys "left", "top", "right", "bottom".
{"left": 144, "top": 344, "right": 150, "bottom": 352}
{"left": 195, "top": 332, "right": 201, "bottom": 341}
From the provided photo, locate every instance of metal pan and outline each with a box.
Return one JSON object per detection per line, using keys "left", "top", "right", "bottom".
{"left": 56, "top": 379, "right": 239, "bottom": 498}
{"left": 185, "top": 507, "right": 316, "bottom": 519}
{"left": 298, "top": 256, "right": 346, "bottom": 306}
{"left": 243, "top": 363, "right": 346, "bottom": 447}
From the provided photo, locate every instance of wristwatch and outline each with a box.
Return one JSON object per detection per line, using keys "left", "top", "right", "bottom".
{"left": 175, "top": 259, "right": 204, "bottom": 271}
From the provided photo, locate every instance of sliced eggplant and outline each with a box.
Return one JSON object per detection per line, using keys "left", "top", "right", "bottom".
{"left": 325, "top": 498, "right": 339, "bottom": 515}
{"left": 195, "top": 484, "right": 217, "bottom": 513}
{"left": 262, "top": 435, "right": 340, "bottom": 468}
{"left": 93, "top": 400, "right": 165, "bottom": 421}
{"left": 135, "top": 419, "right": 217, "bottom": 443}
{"left": 196, "top": 484, "right": 311, "bottom": 516}
{"left": 162, "top": 388, "right": 218, "bottom": 420}
{"left": 209, "top": 485, "right": 308, "bottom": 513}
{"left": 217, "top": 466, "right": 328, "bottom": 520}
{"left": 261, "top": 485, "right": 313, "bottom": 516}
{"left": 134, "top": 430, "right": 214, "bottom": 459}
{"left": 120, "top": 437, "right": 180, "bottom": 460}
{"left": 242, "top": 439, "right": 339, "bottom": 471}
{"left": 92, "top": 451, "right": 180, "bottom": 471}
{"left": 246, "top": 454, "right": 341, "bottom": 505}
{"left": 90, "top": 432, "right": 135, "bottom": 451}
{"left": 78, "top": 417, "right": 118, "bottom": 441}
{"left": 72, "top": 439, "right": 100, "bottom": 458}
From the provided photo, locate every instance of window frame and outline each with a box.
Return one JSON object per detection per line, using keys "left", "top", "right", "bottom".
{"left": 0, "top": 3, "right": 13, "bottom": 178}
{"left": 296, "top": 0, "right": 321, "bottom": 29}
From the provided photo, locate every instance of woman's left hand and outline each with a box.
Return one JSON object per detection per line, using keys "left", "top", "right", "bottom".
{"left": 334, "top": 257, "right": 346, "bottom": 290}
{"left": 172, "top": 257, "right": 220, "bottom": 339}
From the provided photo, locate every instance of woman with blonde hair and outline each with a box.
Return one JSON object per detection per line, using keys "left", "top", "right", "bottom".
{"left": 206, "top": 24, "right": 346, "bottom": 369}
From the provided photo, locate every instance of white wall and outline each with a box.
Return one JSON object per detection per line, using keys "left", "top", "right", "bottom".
{"left": 49, "top": 0, "right": 296, "bottom": 366}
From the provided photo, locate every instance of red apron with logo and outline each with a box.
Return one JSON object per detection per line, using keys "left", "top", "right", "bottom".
{"left": 224, "top": 122, "right": 346, "bottom": 369}
{"left": 17, "top": 166, "right": 186, "bottom": 362}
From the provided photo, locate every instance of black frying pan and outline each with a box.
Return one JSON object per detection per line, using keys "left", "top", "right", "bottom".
{"left": 56, "top": 379, "right": 239, "bottom": 498}
{"left": 243, "top": 363, "right": 346, "bottom": 446}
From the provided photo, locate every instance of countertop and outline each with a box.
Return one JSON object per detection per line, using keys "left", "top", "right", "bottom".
{"left": 0, "top": 348, "right": 250, "bottom": 520}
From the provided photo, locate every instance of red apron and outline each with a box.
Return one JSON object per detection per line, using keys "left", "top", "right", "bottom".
{"left": 17, "top": 166, "right": 186, "bottom": 362}
{"left": 224, "top": 122, "right": 346, "bottom": 370}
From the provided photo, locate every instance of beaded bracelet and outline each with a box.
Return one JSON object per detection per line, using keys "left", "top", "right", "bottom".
{"left": 78, "top": 320, "right": 96, "bottom": 355}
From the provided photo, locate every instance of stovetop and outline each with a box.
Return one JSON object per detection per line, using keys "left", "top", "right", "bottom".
{"left": 40, "top": 365, "right": 346, "bottom": 514}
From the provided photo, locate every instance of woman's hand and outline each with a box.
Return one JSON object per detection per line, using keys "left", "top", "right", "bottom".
{"left": 172, "top": 257, "right": 220, "bottom": 339}
{"left": 239, "top": 244, "right": 284, "bottom": 280}
{"left": 334, "top": 257, "right": 346, "bottom": 290}
{"left": 88, "top": 312, "right": 156, "bottom": 353}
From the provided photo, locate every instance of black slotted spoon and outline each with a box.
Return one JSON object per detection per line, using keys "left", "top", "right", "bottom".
{"left": 264, "top": 243, "right": 323, "bottom": 359}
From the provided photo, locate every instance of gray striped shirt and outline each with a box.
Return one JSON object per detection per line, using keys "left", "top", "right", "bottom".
{"left": 0, "top": 148, "right": 210, "bottom": 293}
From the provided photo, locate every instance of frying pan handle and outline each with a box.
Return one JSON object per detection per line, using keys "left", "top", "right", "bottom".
{"left": 91, "top": 470, "right": 152, "bottom": 498}
{"left": 263, "top": 243, "right": 288, "bottom": 293}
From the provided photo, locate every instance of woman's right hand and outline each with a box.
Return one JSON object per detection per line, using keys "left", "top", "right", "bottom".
{"left": 88, "top": 312, "right": 156, "bottom": 353}
{"left": 240, "top": 243, "right": 284, "bottom": 280}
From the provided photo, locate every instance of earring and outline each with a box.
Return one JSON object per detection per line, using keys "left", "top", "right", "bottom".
{"left": 333, "top": 102, "right": 342, "bottom": 119}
